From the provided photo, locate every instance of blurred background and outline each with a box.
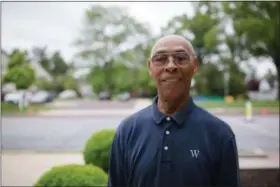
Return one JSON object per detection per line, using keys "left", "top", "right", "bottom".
{"left": 1, "top": 1, "right": 279, "bottom": 186}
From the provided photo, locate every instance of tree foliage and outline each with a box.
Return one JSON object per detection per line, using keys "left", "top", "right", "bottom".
{"left": 75, "top": 5, "right": 153, "bottom": 94}
{"left": 3, "top": 50, "right": 35, "bottom": 89}
{"left": 75, "top": 5, "right": 151, "bottom": 66}
{"left": 32, "top": 47, "right": 69, "bottom": 77}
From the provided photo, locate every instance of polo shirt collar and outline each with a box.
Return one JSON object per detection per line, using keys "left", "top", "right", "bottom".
{"left": 152, "top": 95, "right": 195, "bottom": 126}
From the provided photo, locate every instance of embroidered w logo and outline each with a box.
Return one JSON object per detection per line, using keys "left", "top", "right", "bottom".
{"left": 190, "top": 149, "right": 200, "bottom": 158}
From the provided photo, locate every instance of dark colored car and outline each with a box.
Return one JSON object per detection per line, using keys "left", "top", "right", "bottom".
{"left": 99, "top": 91, "right": 111, "bottom": 100}
{"left": 45, "top": 91, "right": 57, "bottom": 103}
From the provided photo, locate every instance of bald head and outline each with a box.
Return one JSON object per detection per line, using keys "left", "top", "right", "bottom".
{"left": 150, "top": 35, "right": 196, "bottom": 59}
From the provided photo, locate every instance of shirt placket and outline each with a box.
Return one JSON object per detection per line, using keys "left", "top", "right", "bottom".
{"left": 159, "top": 116, "right": 173, "bottom": 187}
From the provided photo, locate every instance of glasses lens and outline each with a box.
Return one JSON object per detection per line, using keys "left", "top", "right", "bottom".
{"left": 173, "top": 53, "right": 191, "bottom": 64}
{"left": 152, "top": 52, "right": 192, "bottom": 66}
{"left": 152, "top": 54, "right": 168, "bottom": 66}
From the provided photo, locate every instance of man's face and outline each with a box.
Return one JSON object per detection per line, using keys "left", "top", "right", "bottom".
{"left": 148, "top": 37, "right": 198, "bottom": 101}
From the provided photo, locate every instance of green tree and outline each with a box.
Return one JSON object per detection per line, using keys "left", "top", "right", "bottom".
{"left": 7, "top": 50, "right": 29, "bottom": 69}
{"left": 88, "top": 62, "right": 133, "bottom": 95}
{"left": 74, "top": 5, "right": 150, "bottom": 65}
{"left": 3, "top": 50, "right": 35, "bottom": 89}
{"left": 220, "top": 57, "right": 247, "bottom": 97}
{"left": 87, "top": 66, "right": 106, "bottom": 94}
{"left": 32, "top": 47, "right": 69, "bottom": 77}
{"left": 4, "top": 65, "right": 35, "bottom": 89}
{"left": 110, "top": 63, "right": 134, "bottom": 94}
{"left": 178, "top": 2, "right": 252, "bottom": 97}
{"left": 194, "top": 63, "right": 224, "bottom": 96}
{"left": 222, "top": 1, "right": 280, "bottom": 97}
{"left": 61, "top": 75, "right": 78, "bottom": 91}
{"left": 135, "top": 65, "right": 157, "bottom": 97}
{"left": 50, "top": 51, "right": 69, "bottom": 77}
{"left": 74, "top": 5, "right": 152, "bottom": 93}
{"left": 34, "top": 78, "right": 56, "bottom": 90}
{"left": 228, "top": 62, "right": 247, "bottom": 97}
{"left": 162, "top": 2, "right": 223, "bottom": 64}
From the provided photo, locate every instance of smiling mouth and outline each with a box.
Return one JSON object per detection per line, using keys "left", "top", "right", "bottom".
{"left": 163, "top": 79, "right": 180, "bottom": 83}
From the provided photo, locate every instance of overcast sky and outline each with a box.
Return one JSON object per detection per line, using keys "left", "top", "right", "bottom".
{"left": 2, "top": 1, "right": 276, "bottom": 77}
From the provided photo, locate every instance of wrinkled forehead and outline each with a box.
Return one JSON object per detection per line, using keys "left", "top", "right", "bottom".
{"left": 152, "top": 38, "right": 193, "bottom": 56}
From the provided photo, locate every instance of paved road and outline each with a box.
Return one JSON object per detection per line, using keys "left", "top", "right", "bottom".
{"left": 52, "top": 100, "right": 135, "bottom": 109}
{"left": 2, "top": 116, "right": 279, "bottom": 153}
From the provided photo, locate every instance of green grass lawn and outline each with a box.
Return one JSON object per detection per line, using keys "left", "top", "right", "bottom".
{"left": 1, "top": 103, "right": 52, "bottom": 115}
{"left": 195, "top": 100, "right": 279, "bottom": 109}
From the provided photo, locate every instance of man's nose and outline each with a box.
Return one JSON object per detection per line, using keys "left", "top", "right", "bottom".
{"left": 164, "top": 56, "right": 178, "bottom": 72}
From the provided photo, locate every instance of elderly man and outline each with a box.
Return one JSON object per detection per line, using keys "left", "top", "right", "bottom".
{"left": 108, "top": 35, "right": 240, "bottom": 187}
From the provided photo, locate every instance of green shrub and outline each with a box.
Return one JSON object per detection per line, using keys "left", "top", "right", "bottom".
{"left": 83, "top": 129, "right": 116, "bottom": 172}
{"left": 34, "top": 164, "right": 108, "bottom": 187}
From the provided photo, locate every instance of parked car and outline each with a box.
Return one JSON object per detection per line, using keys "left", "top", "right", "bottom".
{"left": 30, "top": 91, "right": 56, "bottom": 104}
{"left": 58, "top": 90, "right": 77, "bottom": 100}
{"left": 99, "top": 91, "right": 111, "bottom": 100}
{"left": 4, "top": 91, "right": 32, "bottom": 104}
{"left": 118, "top": 92, "right": 131, "bottom": 102}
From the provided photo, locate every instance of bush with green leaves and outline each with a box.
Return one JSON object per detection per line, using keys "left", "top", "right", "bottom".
{"left": 34, "top": 164, "right": 108, "bottom": 187}
{"left": 83, "top": 129, "right": 116, "bottom": 173}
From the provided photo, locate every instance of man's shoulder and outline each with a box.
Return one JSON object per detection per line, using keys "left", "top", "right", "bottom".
{"left": 195, "top": 106, "right": 235, "bottom": 138}
{"left": 116, "top": 105, "right": 153, "bottom": 132}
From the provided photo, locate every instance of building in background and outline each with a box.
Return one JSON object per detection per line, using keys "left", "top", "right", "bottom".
{"left": 29, "top": 59, "right": 53, "bottom": 82}
{"left": 248, "top": 78, "right": 278, "bottom": 101}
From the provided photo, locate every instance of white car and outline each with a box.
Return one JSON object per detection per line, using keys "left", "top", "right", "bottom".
{"left": 4, "top": 91, "right": 33, "bottom": 104}
{"left": 58, "top": 90, "right": 77, "bottom": 99}
{"left": 30, "top": 91, "right": 49, "bottom": 104}
{"left": 4, "top": 92, "right": 22, "bottom": 104}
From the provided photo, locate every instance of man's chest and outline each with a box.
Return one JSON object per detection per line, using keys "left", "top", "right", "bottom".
{"left": 125, "top": 124, "right": 219, "bottom": 186}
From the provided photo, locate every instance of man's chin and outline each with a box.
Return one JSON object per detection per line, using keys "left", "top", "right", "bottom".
{"left": 160, "top": 93, "right": 180, "bottom": 102}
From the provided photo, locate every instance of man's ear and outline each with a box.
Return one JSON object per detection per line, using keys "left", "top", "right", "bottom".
{"left": 193, "top": 57, "right": 199, "bottom": 74}
{"left": 147, "top": 60, "right": 152, "bottom": 76}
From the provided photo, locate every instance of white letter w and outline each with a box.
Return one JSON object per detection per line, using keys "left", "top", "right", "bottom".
{"left": 190, "top": 149, "right": 200, "bottom": 158}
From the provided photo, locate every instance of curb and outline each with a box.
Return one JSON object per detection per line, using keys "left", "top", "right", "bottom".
{"left": 238, "top": 148, "right": 269, "bottom": 158}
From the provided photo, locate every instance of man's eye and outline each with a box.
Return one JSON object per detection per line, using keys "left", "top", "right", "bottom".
{"left": 154, "top": 55, "right": 167, "bottom": 61}
{"left": 175, "top": 54, "right": 189, "bottom": 61}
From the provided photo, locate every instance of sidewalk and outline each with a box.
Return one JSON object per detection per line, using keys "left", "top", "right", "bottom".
{"left": 2, "top": 152, "right": 83, "bottom": 186}
{"left": 36, "top": 109, "right": 134, "bottom": 117}
{"left": 35, "top": 99, "right": 153, "bottom": 117}
{"left": 2, "top": 151, "right": 279, "bottom": 186}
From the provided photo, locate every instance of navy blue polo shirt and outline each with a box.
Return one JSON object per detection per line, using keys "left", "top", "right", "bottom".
{"left": 108, "top": 96, "right": 240, "bottom": 187}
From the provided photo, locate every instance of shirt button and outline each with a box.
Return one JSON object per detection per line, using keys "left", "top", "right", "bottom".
{"left": 164, "top": 146, "right": 168, "bottom": 150}
{"left": 166, "top": 117, "right": 170, "bottom": 121}
{"left": 165, "top": 130, "right": 170, "bottom": 135}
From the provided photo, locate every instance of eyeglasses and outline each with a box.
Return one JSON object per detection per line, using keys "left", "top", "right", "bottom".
{"left": 151, "top": 52, "right": 195, "bottom": 67}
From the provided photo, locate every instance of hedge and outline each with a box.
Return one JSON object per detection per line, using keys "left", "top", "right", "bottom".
{"left": 34, "top": 164, "right": 108, "bottom": 186}
{"left": 83, "top": 129, "right": 116, "bottom": 172}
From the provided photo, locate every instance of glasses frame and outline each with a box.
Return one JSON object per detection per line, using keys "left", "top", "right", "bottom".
{"left": 150, "top": 52, "right": 196, "bottom": 67}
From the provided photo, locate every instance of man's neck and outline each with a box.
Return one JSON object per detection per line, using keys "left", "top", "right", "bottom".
{"left": 157, "top": 94, "right": 189, "bottom": 115}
